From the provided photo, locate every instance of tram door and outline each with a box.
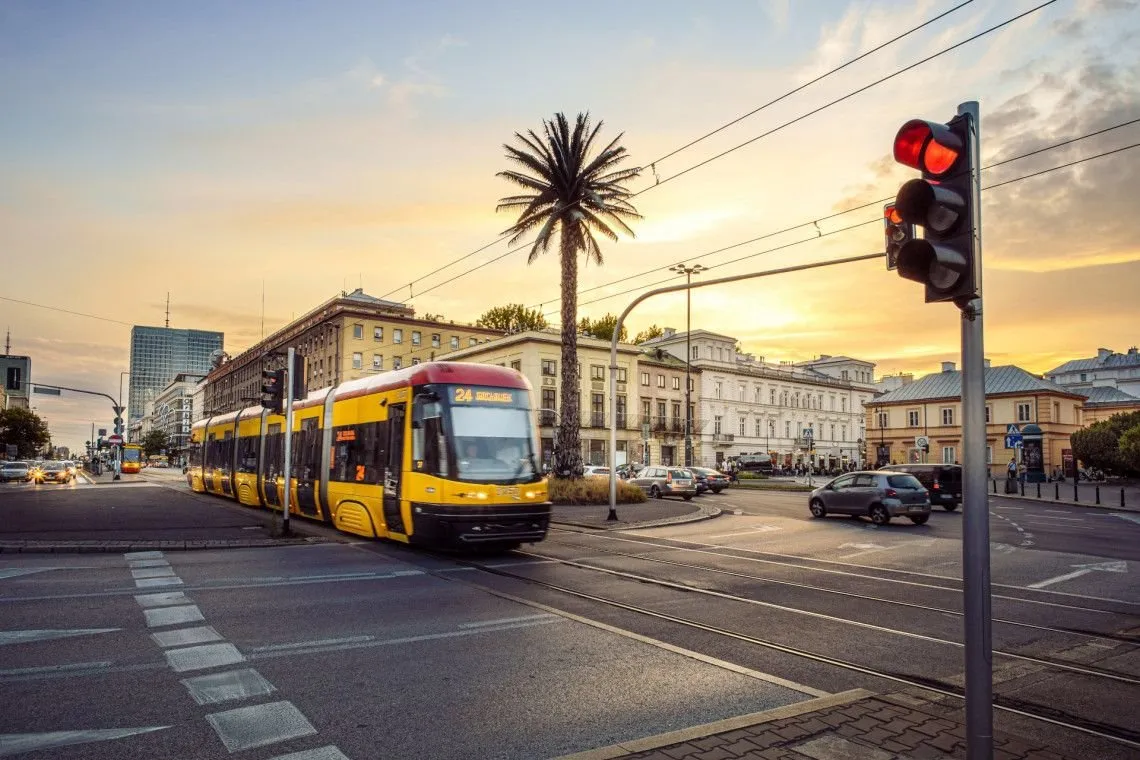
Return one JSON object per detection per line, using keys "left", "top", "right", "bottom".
{"left": 383, "top": 403, "right": 406, "bottom": 533}
{"left": 263, "top": 423, "right": 282, "bottom": 508}
{"left": 295, "top": 417, "right": 320, "bottom": 517}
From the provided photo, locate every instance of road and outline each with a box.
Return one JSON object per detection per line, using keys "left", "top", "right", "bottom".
{"left": 0, "top": 475, "right": 1136, "bottom": 759}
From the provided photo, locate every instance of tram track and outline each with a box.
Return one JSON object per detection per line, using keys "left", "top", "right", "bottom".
{"left": 443, "top": 546, "right": 1140, "bottom": 753}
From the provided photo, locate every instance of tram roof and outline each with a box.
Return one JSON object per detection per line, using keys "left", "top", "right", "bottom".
{"left": 333, "top": 361, "right": 531, "bottom": 402}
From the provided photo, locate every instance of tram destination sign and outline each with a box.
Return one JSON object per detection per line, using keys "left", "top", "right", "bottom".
{"left": 450, "top": 386, "right": 525, "bottom": 406}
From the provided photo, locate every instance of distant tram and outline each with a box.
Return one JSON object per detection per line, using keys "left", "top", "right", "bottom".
{"left": 188, "top": 362, "right": 550, "bottom": 550}
{"left": 120, "top": 444, "right": 143, "bottom": 474}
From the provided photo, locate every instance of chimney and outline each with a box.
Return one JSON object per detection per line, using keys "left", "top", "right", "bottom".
{"left": 663, "top": 327, "right": 676, "bottom": 338}
{"left": 1097, "top": 347, "right": 1111, "bottom": 361}
{"left": 1129, "top": 347, "right": 1138, "bottom": 355}
{"left": 941, "top": 361, "right": 956, "bottom": 372}
{"left": 983, "top": 358, "right": 991, "bottom": 368}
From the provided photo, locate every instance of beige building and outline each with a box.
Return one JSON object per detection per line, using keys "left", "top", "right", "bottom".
{"left": 204, "top": 289, "right": 503, "bottom": 414}
{"left": 867, "top": 362, "right": 1086, "bottom": 477}
{"left": 439, "top": 330, "right": 644, "bottom": 468}
{"left": 1079, "top": 386, "right": 1140, "bottom": 425}
{"left": 637, "top": 348, "right": 701, "bottom": 466}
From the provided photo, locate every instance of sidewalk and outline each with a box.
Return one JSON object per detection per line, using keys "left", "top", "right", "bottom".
{"left": 559, "top": 688, "right": 1083, "bottom": 760}
{"left": 989, "top": 478, "right": 1139, "bottom": 513}
{"left": 552, "top": 500, "right": 720, "bottom": 530}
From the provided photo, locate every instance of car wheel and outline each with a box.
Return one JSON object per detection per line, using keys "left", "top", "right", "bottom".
{"left": 712, "top": 487, "right": 723, "bottom": 494}
{"left": 943, "top": 503, "right": 959, "bottom": 512}
{"left": 869, "top": 504, "right": 891, "bottom": 525}
{"left": 809, "top": 499, "right": 827, "bottom": 518}
{"left": 650, "top": 485, "right": 661, "bottom": 499}
{"left": 909, "top": 514, "right": 930, "bottom": 525}
{"left": 682, "top": 494, "right": 693, "bottom": 501}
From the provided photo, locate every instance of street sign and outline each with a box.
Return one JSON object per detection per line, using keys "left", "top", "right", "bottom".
{"left": 32, "top": 386, "right": 61, "bottom": 396}
{"left": 1004, "top": 435, "right": 1023, "bottom": 449}
{"left": 915, "top": 435, "right": 930, "bottom": 451}
{"left": 98, "top": 428, "right": 107, "bottom": 437}
{"left": 1005, "top": 424, "right": 1020, "bottom": 435}
{"left": 107, "top": 434, "right": 124, "bottom": 446}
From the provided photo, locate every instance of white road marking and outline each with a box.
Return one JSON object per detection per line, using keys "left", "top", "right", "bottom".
{"left": 0, "top": 567, "right": 92, "bottom": 580}
{"left": 1112, "top": 512, "right": 1140, "bottom": 526}
{"left": 166, "top": 643, "right": 246, "bottom": 673}
{"left": 250, "top": 636, "right": 373, "bottom": 653}
{"left": 0, "top": 726, "right": 170, "bottom": 757}
{"left": 182, "top": 668, "right": 277, "bottom": 706}
{"left": 135, "top": 576, "right": 183, "bottom": 588}
{"left": 267, "top": 746, "right": 351, "bottom": 760}
{"left": 123, "top": 551, "right": 165, "bottom": 560}
{"left": 206, "top": 701, "right": 317, "bottom": 753}
{"left": 0, "top": 629, "right": 119, "bottom": 646}
{"left": 707, "top": 525, "right": 781, "bottom": 539}
{"left": 1028, "top": 560, "right": 1128, "bottom": 589}
{"left": 996, "top": 506, "right": 1024, "bottom": 510}
{"left": 0, "top": 661, "right": 113, "bottom": 677}
{"left": 135, "top": 591, "right": 190, "bottom": 608}
{"left": 131, "top": 567, "right": 176, "bottom": 579}
{"left": 144, "top": 605, "right": 205, "bottom": 628}
{"left": 1024, "top": 515, "right": 1083, "bottom": 522}
{"left": 1027, "top": 569, "right": 1095, "bottom": 589}
{"left": 1045, "top": 510, "right": 1074, "bottom": 514}
{"left": 128, "top": 559, "right": 170, "bottom": 569}
{"left": 458, "top": 613, "right": 558, "bottom": 629}
{"left": 151, "top": 626, "right": 224, "bottom": 648}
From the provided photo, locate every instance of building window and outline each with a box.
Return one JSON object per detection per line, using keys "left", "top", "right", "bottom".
{"left": 641, "top": 399, "right": 651, "bottom": 423}
{"left": 542, "top": 360, "right": 556, "bottom": 376}
{"left": 373, "top": 326, "right": 383, "bottom": 341}
{"left": 770, "top": 389, "right": 776, "bottom": 405}
{"left": 942, "top": 446, "right": 956, "bottom": 464}
{"left": 641, "top": 372, "right": 650, "bottom": 386}
{"left": 738, "top": 384, "right": 746, "bottom": 400}
{"left": 393, "top": 357, "right": 402, "bottom": 370}
{"left": 841, "top": 397, "right": 847, "bottom": 412}
{"left": 713, "top": 415, "right": 722, "bottom": 435}
{"left": 411, "top": 331, "right": 421, "bottom": 346}
{"left": 616, "top": 368, "right": 627, "bottom": 383}
{"left": 986, "top": 445, "right": 993, "bottom": 464}
{"left": 907, "top": 410, "right": 920, "bottom": 427}
{"left": 449, "top": 336, "right": 459, "bottom": 350}
{"left": 352, "top": 324, "right": 363, "bottom": 339}
{"left": 656, "top": 374, "right": 665, "bottom": 388}
{"left": 755, "top": 419, "right": 763, "bottom": 437}
{"left": 1079, "top": 373, "right": 1087, "bottom": 382}
{"left": 876, "top": 411, "right": 889, "bottom": 429}
{"left": 591, "top": 394, "right": 605, "bottom": 426}
{"left": 372, "top": 354, "right": 382, "bottom": 370}
{"left": 785, "top": 421, "right": 791, "bottom": 437}
{"left": 431, "top": 334, "right": 441, "bottom": 348}
{"left": 830, "top": 423, "right": 836, "bottom": 440}
{"left": 841, "top": 370, "right": 849, "bottom": 380}
{"left": 411, "top": 358, "right": 420, "bottom": 365}
{"left": 541, "top": 389, "right": 556, "bottom": 425}
{"left": 941, "top": 407, "right": 955, "bottom": 426}
{"left": 672, "top": 402, "right": 682, "bottom": 429}
{"left": 1017, "top": 402, "right": 1032, "bottom": 422}
{"left": 591, "top": 365, "right": 605, "bottom": 381}
{"left": 1053, "top": 401, "right": 1060, "bottom": 422}
{"left": 985, "top": 405, "right": 992, "bottom": 423}
{"left": 469, "top": 338, "right": 478, "bottom": 347}
{"left": 738, "top": 417, "right": 746, "bottom": 436}
{"left": 510, "top": 360, "right": 522, "bottom": 371}
{"left": 715, "top": 382, "right": 722, "bottom": 399}
{"left": 691, "top": 345, "right": 698, "bottom": 360}
{"left": 352, "top": 352, "right": 363, "bottom": 369}
{"left": 672, "top": 376, "right": 681, "bottom": 390}
{"left": 393, "top": 329, "right": 403, "bottom": 344}
{"left": 842, "top": 426, "right": 847, "bottom": 441}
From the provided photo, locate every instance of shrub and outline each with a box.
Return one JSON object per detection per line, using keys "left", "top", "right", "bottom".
{"left": 738, "top": 471, "right": 768, "bottom": 479}
{"left": 549, "top": 477, "right": 647, "bottom": 505}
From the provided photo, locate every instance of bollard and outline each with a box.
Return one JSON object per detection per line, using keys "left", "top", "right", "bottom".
{"left": 1037, "top": 482, "right": 1041, "bottom": 498}
{"left": 1020, "top": 478, "right": 1025, "bottom": 496}
{"left": 1055, "top": 482, "right": 1060, "bottom": 500}
{"left": 1074, "top": 480, "right": 1079, "bottom": 503}
{"left": 1124, "top": 488, "right": 1127, "bottom": 508}
{"left": 992, "top": 479, "right": 997, "bottom": 495}
{"left": 1095, "top": 485, "right": 1100, "bottom": 505}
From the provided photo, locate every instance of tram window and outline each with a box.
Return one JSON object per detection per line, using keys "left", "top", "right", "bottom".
{"left": 237, "top": 434, "right": 259, "bottom": 473}
{"left": 219, "top": 430, "right": 234, "bottom": 475}
{"left": 206, "top": 434, "right": 216, "bottom": 468}
{"left": 413, "top": 396, "right": 447, "bottom": 477}
{"left": 188, "top": 441, "right": 202, "bottom": 467}
{"left": 329, "top": 422, "right": 383, "bottom": 483}
{"left": 264, "top": 424, "right": 283, "bottom": 478}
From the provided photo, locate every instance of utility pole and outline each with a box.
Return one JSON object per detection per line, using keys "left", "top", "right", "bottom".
{"left": 281, "top": 347, "right": 295, "bottom": 535}
{"left": 669, "top": 263, "right": 705, "bottom": 468}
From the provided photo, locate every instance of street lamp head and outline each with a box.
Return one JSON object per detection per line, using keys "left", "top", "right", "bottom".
{"left": 670, "top": 263, "right": 708, "bottom": 276}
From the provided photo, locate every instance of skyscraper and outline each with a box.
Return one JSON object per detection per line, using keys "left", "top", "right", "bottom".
{"left": 129, "top": 327, "right": 223, "bottom": 422}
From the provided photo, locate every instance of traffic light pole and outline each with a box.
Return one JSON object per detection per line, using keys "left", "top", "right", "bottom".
{"left": 281, "top": 347, "right": 295, "bottom": 535}
{"left": 957, "top": 100, "right": 993, "bottom": 760}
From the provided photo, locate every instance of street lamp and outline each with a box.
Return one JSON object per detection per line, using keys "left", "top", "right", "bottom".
{"left": 669, "top": 263, "right": 706, "bottom": 467}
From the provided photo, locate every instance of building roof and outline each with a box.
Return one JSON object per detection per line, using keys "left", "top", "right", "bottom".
{"left": 1047, "top": 349, "right": 1140, "bottom": 375}
{"left": 1080, "top": 385, "right": 1140, "bottom": 406}
{"left": 870, "top": 365, "right": 1081, "bottom": 405}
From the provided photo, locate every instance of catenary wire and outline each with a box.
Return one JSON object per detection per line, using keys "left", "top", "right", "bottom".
{"left": 377, "top": 0, "right": 981, "bottom": 300}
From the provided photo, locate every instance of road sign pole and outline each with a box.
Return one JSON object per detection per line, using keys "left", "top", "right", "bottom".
{"left": 281, "top": 347, "right": 295, "bottom": 535}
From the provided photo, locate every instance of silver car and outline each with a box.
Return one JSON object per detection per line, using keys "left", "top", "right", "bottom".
{"left": 631, "top": 466, "right": 697, "bottom": 501}
{"left": 809, "top": 471, "right": 931, "bottom": 525}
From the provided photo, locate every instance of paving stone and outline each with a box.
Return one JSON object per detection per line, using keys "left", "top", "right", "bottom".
{"left": 795, "top": 718, "right": 831, "bottom": 735}
{"left": 913, "top": 719, "right": 956, "bottom": 737}
{"left": 689, "top": 736, "right": 726, "bottom": 751}
{"left": 692, "top": 747, "right": 734, "bottom": 760}
{"left": 879, "top": 718, "right": 917, "bottom": 735}
{"left": 723, "top": 738, "right": 762, "bottom": 756}
{"left": 928, "top": 732, "right": 960, "bottom": 752}
{"left": 773, "top": 725, "right": 811, "bottom": 741}
{"left": 662, "top": 745, "right": 700, "bottom": 760}
{"left": 847, "top": 717, "right": 881, "bottom": 733}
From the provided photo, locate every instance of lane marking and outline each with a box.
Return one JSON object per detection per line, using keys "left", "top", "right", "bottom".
{"left": 165, "top": 643, "right": 246, "bottom": 673}
{"left": 458, "top": 613, "right": 558, "bottom": 629}
{"left": 205, "top": 701, "right": 317, "bottom": 753}
{"left": 1023, "top": 515, "right": 1083, "bottom": 522}
{"left": 182, "top": 668, "right": 277, "bottom": 706}
{"left": 131, "top": 567, "right": 177, "bottom": 580}
{"left": 135, "top": 591, "right": 190, "bottom": 608}
{"left": 124, "top": 551, "right": 165, "bottom": 560}
{"left": 144, "top": 605, "right": 205, "bottom": 628}
{"left": 0, "top": 726, "right": 170, "bottom": 757}
{"left": 268, "top": 746, "right": 351, "bottom": 760}
{"left": 250, "top": 636, "right": 374, "bottom": 653}
{"left": 135, "top": 576, "right": 183, "bottom": 589}
{"left": 0, "top": 567, "right": 93, "bottom": 581}
{"left": 1028, "top": 560, "right": 1128, "bottom": 589}
{"left": 0, "top": 661, "right": 113, "bottom": 677}
{"left": 128, "top": 559, "right": 170, "bottom": 569}
{"left": 151, "top": 626, "right": 224, "bottom": 649}
{"left": 1112, "top": 512, "right": 1140, "bottom": 526}
{"left": 1027, "top": 569, "right": 1095, "bottom": 589}
{"left": 707, "top": 525, "right": 782, "bottom": 539}
{"left": 0, "top": 629, "right": 119, "bottom": 646}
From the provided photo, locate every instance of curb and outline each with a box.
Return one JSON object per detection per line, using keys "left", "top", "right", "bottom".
{"left": 991, "top": 486, "right": 1139, "bottom": 513}
{"left": 551, "top": 504, "right": 723, "bottom": 531}
{"left": 0, "top": 537, "right": 339, "bottom": 554}
{"left": 550, "top": 689, "right": 874, "bottom": 760}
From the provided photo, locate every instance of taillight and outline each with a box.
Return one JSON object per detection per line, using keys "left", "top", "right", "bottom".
{"left": 885, "top": 488, "right": 898, "bottom": 497}
{"left": 933, "top": 480, "right": 941, "bottom": 490}
{"left": 666, "top": 473, "right": 673, "bottom": 483}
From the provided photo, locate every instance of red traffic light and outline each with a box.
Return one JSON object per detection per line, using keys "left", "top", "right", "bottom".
{"left": 893, "top": 119, "right": 963, "bottom": 176}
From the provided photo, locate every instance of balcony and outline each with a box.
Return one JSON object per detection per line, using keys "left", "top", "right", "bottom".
{"left": 712, "top": 433, "right": 735, "bottom": 445}
{"left": 589, "top": 412, "right": 606, "bottom": 428}
{"left": 539, "top": 411, "right": 557, "bottom": 427}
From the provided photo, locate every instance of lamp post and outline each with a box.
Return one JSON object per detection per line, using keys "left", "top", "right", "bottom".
{"left": 669, "top": 263, "right": 706, "bottom": 467}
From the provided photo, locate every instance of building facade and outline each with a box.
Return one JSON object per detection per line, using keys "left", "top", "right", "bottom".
{"left": 1045, "top": 346, "right": 1140, "bottom": 397}
{"left": 150, "top": 373, "right": 205, "bottom": 461}
{"left": 636, "top": 348, "right": 700, "bottom": 467}
{"left": 1, "top": 354, "right": 31, "bottom": 410}
{"left": 439, "top": 330, "right": 644, "bottom": 468}
{"left": 1079, "top": 386, "right": 1140, "bottom": 425}
{"left": 203, "top": 289, "right": 503, "bottom": 415}
{"left": 867, "top": 362, "right": 1086, "bottom": 476}
{"left": 642, "top": 330, "right": 876, "bottom": 469}
{"left": 129, "top": 327, "right": 223, "bottom": 422}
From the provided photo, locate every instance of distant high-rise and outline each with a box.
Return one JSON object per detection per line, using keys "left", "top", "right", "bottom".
{"left": 129, "top": 327, "right": 223, "bottom": 422}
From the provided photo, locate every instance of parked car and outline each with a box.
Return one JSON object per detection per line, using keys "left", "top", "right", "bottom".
{"left": 630, "top": 466, "right": 696, "bottom": 500}
{"left": 690, "top": 467, "right": 730, "bottom": 494}
{"left": 615, "top": 463, "right": 643, "bottom": 480}
{"left": 0, "top": 461, "right": 32, "bottom": 483}
{"left": 34, "top": 461, "right": 72, "bottom": 485}
{"left": 884, "top": 463, "right": 962, "bottom": 511}
{"left": 62, "top": 460, "right": 77, "bottom": 478}
{"left": 809, "top": 471, "right": 931, "bottom": 525}
{"left": 582, "top": 465, "right": 611, "bottom": 478}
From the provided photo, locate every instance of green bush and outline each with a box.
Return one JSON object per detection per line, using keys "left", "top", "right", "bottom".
{"left": 549, "top": 477, "right": 647, "bottom": 505}
{"left": 738, "top": 471, "right": 768, "bottom": 479}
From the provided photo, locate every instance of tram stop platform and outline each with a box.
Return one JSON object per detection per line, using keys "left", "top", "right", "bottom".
{"left": 551, "top": 500, "right": 719, "bottom": 530}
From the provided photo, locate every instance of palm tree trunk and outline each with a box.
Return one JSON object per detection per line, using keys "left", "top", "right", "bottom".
{"left": 554, "top": 235, "right": 583, "bottom": 478}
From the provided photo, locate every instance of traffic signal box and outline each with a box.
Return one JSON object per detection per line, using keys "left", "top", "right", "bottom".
{"left": 261, "top": 368, "right": 285, "bottom": 414}
{"left": 891, "top": 113, "right": 978, "bottom": 307}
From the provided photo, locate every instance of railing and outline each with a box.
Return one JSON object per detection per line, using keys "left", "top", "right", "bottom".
{"left": 539, "top": 411, "right": 556, "bottom": 426}
{"left": 712, "top": 433, "right": 735, "bottom": 443}
{"left": 589, "top": 413, "right": 606, "bottom": 428}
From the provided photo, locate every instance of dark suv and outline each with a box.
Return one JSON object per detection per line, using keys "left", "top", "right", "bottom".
{"left": 884, "top": 464, "right": 962, "bottom": 510}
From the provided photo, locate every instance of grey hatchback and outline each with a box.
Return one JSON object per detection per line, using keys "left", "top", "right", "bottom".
{"left": 809, "top": 471, "right": 931, "bottom": 525}
{"left": 630, "top": 466, "right": 697, "bottom": 500}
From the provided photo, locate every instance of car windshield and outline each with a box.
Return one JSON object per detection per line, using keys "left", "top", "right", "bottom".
{"left": 43, "top": 462, "right": 64, "bottom": 471}
{"left": 3, "top": 463, "right": 28, "bottom": 470}
{"left": 669, "top": 469, "right": 691, "bottom": 479}
{"left": 887, "top": 474, "right": 924, "bottom": 489}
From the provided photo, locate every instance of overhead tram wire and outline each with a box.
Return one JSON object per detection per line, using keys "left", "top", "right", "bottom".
{"left": 377, "top": 0, "right": 979, "bottom": 302}
{"left": 530, "top": 116, "right": 1140, "bottom": 312}
{"left": 550, "top": 140, "right": 1140, "bottom": 317}
{"left": 0, "top": 295, "right": 135, "bottom": 327}
{"left": 386, "top": 0, "right": 1060, "bottom": 304}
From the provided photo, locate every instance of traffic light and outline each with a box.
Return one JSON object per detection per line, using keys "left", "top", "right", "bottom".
{"left": 261, "top": 368, "right": 285, "bottom": 413}
{"left": 891, "top": 112, "right": 978, "bottom": 306}
{"left": 883, "top": 203, "right": 913, "bottom": 271}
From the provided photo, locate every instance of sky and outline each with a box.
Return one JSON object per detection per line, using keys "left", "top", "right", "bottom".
{"left": 2, "top": 0, "right": 1139, "bottom": 452}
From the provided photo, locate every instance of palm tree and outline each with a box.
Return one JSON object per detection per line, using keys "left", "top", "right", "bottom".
{"left": 497, "top": 112, "right": 641, "bottom": 478}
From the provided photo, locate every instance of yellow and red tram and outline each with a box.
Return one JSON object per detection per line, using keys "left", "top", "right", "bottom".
{"left": 188, "top": 362, "right": 551, "bottom": 549}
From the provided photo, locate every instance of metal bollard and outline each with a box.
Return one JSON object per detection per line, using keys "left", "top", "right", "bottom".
{"left": 1037, "top": 482, "right": 1041, "bottom": 498}
{"left": 992, "top": 479, "right": 997, "bottom": 494}
{"left": 1020, "top": 478, "right": 1025, "bottom": 496}
{"left": 1074, "top": 480, "right": 1079, "bottom": 503}
{"left": 1123, "top": 488, "right": 1127, "bottom": 508}
{"left": 1095, "top": 485, "right": 1100, "bottom": 505}
{"left": 1055, "top": 482, "right": 1060, "bottom": 500}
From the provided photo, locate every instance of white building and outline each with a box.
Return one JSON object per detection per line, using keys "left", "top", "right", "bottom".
{"left": 642, "top": 329, "right": 877, "bottom": 469}
{"left": 1044, "top": 346, "right": 1140, "bottom": 397}
{"left": 151, "top": 373, "right": 205, "bottom": 461}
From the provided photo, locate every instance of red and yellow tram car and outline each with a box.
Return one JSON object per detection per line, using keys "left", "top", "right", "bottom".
{"left": 188, "top": 362, "right": 551, "bottom": 549}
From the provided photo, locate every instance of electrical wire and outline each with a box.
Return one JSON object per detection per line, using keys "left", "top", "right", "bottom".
{"left": 378, "top": 0, "right": 981, "bottom": 300}
{"left": 0, "top": 295, "right": 135, "bottom": 326}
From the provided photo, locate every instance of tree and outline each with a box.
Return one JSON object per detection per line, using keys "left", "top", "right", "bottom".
{"left": 1118, "top": 424, "right": 1140, "bottom": 475}
{"left": 578, "top": 313, "right": 628, "bottom": 342}
{"left": 476, "top": 304, "right": 549, "bottom": 333}
{"left": 141, "top": 429, "right": 169, "bottom": 458}
{"left": 1070, "top": 426, "right": 1118, "bottom": 473}
{"left": 633, "top": 324, "right": 663, "bottom": 344}
{"left": 0, "top": 407, "right": 51, "bottom": 459}
{"left": 1070, "top": 411, "right": 1140, "bottom": 477}
{"left": 497, "top": 112, "right": 641, "bottom": 477}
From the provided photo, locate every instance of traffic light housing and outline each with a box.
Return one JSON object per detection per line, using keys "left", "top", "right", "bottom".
{"left": 883, "top": 203, "right": 914, "bottom": 271}
{"left": 891, "top": 113, "right": 978, "bottom": 306}
{"left": 261, "top": 368, "right": 285, "bottom": 413}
